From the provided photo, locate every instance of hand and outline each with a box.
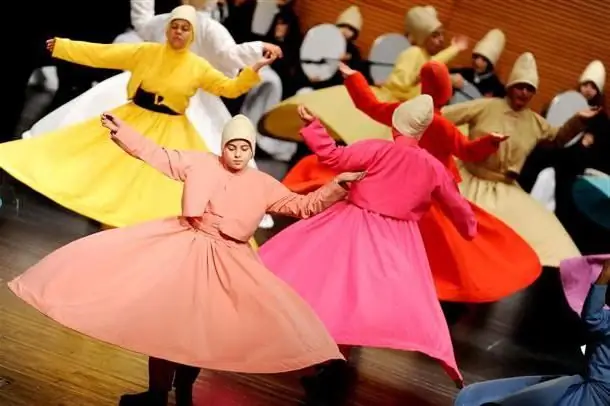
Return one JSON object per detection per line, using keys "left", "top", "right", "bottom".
{"left": 596, "top": 260, "right": 610, "bottom": 285}
{"left": 581, "top": 133, "right": 595, "bottom": 147}
{"left": 451, "top": 35, "right": 469, "bottom": 51}
{"left": 252, "top": 53, "right": 278, "bottom": 72}
{"left": 338, "top": 62, "right": 356, "bottom": 78}
{"left": 450, "top": 73, "right": 464, "bottom": 89}
{"left": 46, "top": 38, "right": 56, "bottom": 53}
{"left": 489, "top": 132, "right": 510, "bottom": 144}
{"left": 262, "top": 42, "right": 283, "bottom": 59}
{"left": 340, "top": 52, "right": 352, "bottom": 61}
{"left": 100, "top": 112, "right": 122, "bottom": 133}
{"left": 335, "top": 171, "right": 367, "bottom": 184}
{"left": 297, "top": 105, "right": 315, "bottom": 124}
{"left": 578, "top": 107, "right": 601, "bottom": 119}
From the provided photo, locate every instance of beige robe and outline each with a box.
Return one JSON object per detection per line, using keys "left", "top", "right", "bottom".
{"left": 442, "top": 97, "right": 584, "bottom": 267}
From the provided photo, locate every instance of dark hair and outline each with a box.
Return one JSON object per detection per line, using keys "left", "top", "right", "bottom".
{"left": 336, "top": 24, "right": 359, "bottom": 41}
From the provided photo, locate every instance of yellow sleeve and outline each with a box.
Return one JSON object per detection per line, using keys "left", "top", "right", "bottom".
{"left": 441, "top": 98, "right": 490, "bottom": 126}
{"left": 431, "top": 44, "right": 461, "bottom": 65}
{"left": 52, "top": 38, "right": 146, "bottom": 71}
{"left": 383, "top": 47, "right": 425, "bottom": 100}
{"left": 196, "top": 58, "right": 261, "bottom": 99}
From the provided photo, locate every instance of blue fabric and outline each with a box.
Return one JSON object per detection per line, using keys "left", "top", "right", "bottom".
{"left": 572, "top": 175, "right": 610, "bottom": 230}
{"left": 454, "top": 284, "right": 610, "bottom": 406}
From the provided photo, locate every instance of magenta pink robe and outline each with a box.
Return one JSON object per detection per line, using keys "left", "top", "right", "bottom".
{"left": 260, "top": 119, "right": 477, "bottom": 383}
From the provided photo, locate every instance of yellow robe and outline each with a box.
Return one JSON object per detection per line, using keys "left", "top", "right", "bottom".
{"left": 0, "top": 39, "right": 260, "bottom": 237}
{"left": 259, "top": 44, "right": 460, "bottom": 144}
{"left": 442, "top": 97, "right": 584, "bottom": 266}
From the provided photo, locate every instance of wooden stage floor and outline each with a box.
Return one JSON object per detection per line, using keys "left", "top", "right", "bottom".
{"left": 0, "top": 89, "right": 589, "bottom": 405}
{"left": 0, "top": 186, "right": 588, "bottom": 406}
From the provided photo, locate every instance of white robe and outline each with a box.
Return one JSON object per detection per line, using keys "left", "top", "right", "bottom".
{"left": 23, "top": 0, "right": 274, "bottom": 229}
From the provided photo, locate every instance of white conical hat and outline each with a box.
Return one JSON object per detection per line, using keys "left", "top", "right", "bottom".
{"left": 404, "top": 6, "right": 442, "bottom": 46}
{"left": 221, "top": 115, "right": 257, "bottom": 157}
{"left": 336, "top": 5, "right": 363, "bottom": 32}
{"left": 391, "top": 94, "right": 434, "bottom": 139}
{"left": 579, "top": 60, "right": 606, "bottom": 91}
{"left": 169, "top": 5, "right": 198, "bottom": 32}
{"left": 473, "top": 29, "right": 506, "bottom": 66}
{"left": 506, "top": 52, "right": 539, "bottom": 90}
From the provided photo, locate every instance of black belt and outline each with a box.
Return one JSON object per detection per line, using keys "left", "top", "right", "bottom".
{"left": 132, "top": 87, "right": 179, "bottom": 115}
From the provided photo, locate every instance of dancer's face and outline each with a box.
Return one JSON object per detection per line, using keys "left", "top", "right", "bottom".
{"left": 424, "top": 30, "right": 445, "bottom": 56}
{"left": 579, "top": 82, "right": 599, "bottom": 101}
{"left": 167, "top": 19, "right": 193, "bottom": 50}
{"left": 222, "top": 140, "right": 252, "bottom": 171}
{"left": 507, "top": 83, "right": 535, "bottom": 111}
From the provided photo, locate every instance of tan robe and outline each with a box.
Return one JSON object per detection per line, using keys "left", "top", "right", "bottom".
{"left": 442, "top": 97, "right": 584, "bottom": 267}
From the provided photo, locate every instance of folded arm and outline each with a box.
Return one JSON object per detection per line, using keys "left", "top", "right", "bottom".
{"left": 110, "top": 124, "right": 197, "bottom": 181}
{"left": 130, "top": 0, "right": 155, "bottom": 35}
{"left": 266, "top": 177, "right": 347, "bottom": 218}
{"left": 344, "top": 72, "right": 398, "bottom": 127}
{"left": 197, "top": 57, "right": 261, "bottom": 98}
{"left": 432, "top": 166, "right": 477, "bottom": 239}
{"left": 300, "top": 119, "right": 378, "bottom": 172}
{"left": 52, "top": 38, "right": 146, "bottom": 71}
{"left": 583, "top": 281, "right": 610, "bottom": 335}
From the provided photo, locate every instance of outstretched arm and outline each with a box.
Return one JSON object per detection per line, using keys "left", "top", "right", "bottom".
{"left": 344, "top": 71, "right": 399, "bottom": 129}
{"left": 432, "top": 166, "right": 477, "bottom": 239}
{"left": 107, "top": 116, "right": 196, "bottom": 181}
{"left": 196, "top": 57, "right": 261, "bottom": 98}
{"left": 300, "top": 118, "right": 378, "bottom": 172}
{"left": 51, "top": 38, "right": 146, "bottom": 71}
{"left": 441, "top": 118, "right": 502, "bottom": 162}
{"left": 266, "top": 177, "right": 347, "bottom": 218}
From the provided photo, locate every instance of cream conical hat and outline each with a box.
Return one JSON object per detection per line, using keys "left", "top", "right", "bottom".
{"left": 336, "top": 5, "right": 363, "bottom": 32}
{"left": 221, "top": 115, "right": 257, "bottom": 157}
{"left": 506, "top": 52, "right": 539, "bottom": 90}
{"left": 473, "top": 29, "right": 505, "bottom": 66}
{"left": 391, "top": 94, "right": 434, "bottom": 139}
{"left": 579, "top": 60, "right": 606, "bottom": 91}
{"left": 404, "top": 6, "right": 442, "bottom": 46}
{"left": 169, "top": 5, "right": 198, "bottom": 32}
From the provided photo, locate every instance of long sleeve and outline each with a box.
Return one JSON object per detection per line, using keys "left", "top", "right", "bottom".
{"left": 196, "top": 58, "right": 260, "bottom": 98}
{"left": 443, "top": 119, "right": 500, "bottom": 162}
{"left": 582, "top": 283, "right": 610, "bottom": 334}
{"left": 130, "top": 0, "right": 155, "bottom": 34}
{"left": 441, "top": 98, "right": 490, "bottom": 126}
{"left": 537, "top": 114, "right": 588, "bottom": 147}
{"left": 432, "top": 168, "right": 477, "bottom": 239}
{"left": 111, "top": 125, "right": 197, "bottom": 181}
{"left": 430, "top": 44, "right": 461, "bottom": 65}
{"left": 52, "top": 38, "right": 146, "bottom": 71}
{"left": 300, "top": 120, "right": 378, "bottom": 172}
{"left": 266, "top": 178, "right": 347, "bottom": 218}
{"left": 197, "top": 17, "right": 263, "bottom": 76}
{"left": 344, "top": 72, "right": 399, "bottom": 128}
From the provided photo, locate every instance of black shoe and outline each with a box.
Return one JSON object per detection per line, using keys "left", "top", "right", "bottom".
{"left": 301, "top": 361, "right": 355, "bottom": 405}
{"left": 175, "top": 385, "right": 193, "bottom": 406}
{"left": 118, "top": 391, "right": 168, "bottom": 406}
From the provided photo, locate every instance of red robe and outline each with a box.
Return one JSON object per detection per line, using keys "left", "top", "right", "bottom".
{"left": 282, "top": 62, "right": 541, "bottom": 303}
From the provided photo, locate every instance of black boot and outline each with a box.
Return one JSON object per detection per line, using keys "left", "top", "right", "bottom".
{"left": 173, "top": 364, "right": 201, "bottom": 406}
{"left": 301, "top": 360, "right": 355, "bottom": 405}
{"left": 118, "top": 390, "right": 168, "bottom": 406}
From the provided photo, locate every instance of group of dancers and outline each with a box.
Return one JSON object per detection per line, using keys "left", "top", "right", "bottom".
{"left": 2, "top": 3, "right": 610, "bottom": 406}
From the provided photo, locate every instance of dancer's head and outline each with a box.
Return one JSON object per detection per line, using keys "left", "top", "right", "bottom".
{"left": 221, "top": 115, "right": 256, "bottom": 171}
{"left": 471, "top": 29, "right": 505, "bottom": 74}
{"left": 405, "top": 6, "right": 445, "bottom": 55}
{"left": 506, "top": 52, "right": 538, "bottom": 111}
{"left": 420, "top": 61, "right": 453, "bottom": 109}
{"left": 166, "top": 5, "right": 197, "bottom": 50}
{"left": 578, "top": 60, "right": 606, "bottom": 107}
{"left": 392, "top": 94, "right": 434, "bottom": 140}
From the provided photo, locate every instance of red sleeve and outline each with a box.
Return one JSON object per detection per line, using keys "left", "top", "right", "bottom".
{"left": 442, "top": 118, "right": 500, "bottom": 162}
{"left": 344, "top": 72, "right": 399, "bottom": 129}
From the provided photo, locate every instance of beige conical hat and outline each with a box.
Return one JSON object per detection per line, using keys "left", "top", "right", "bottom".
{"left": 404, "top": 6, "right": 442, "bottom": 46}
{"left": 169, "top": 5, "right": 198, "bottom": 31}
{"left": 579, "top": 60, "right": 606, "bottom": 91}
{"left": 336, "top": 5, "right": 363, "bottom": 32}
{"left": 392, "top": 94, "right": 434, "bottom": 139}
{"left": 506, "top": 52, "right": 539, "bottom": 90}
{"left": 221, "top": 115, "right": 257, "bottom": 157}
{"left": 473, "top": 29, "right": 506, "bottom": 66}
